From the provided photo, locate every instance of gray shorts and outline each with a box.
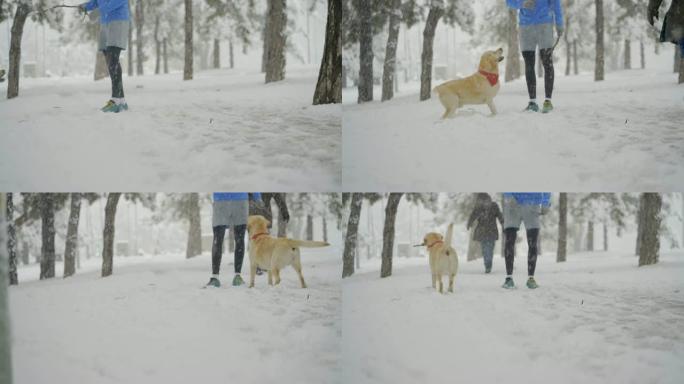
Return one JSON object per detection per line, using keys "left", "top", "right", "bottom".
{"left": 519, "top": 23, "right": 555, "bottom": 52}
{"left": 503, "top": 196, "right": 541, "bottom": 230}
{"left": 98, "top": 20, "right": 130, "bottom": 51}
{"left": 212, "top": 200, "right": 248, "bottom": 228}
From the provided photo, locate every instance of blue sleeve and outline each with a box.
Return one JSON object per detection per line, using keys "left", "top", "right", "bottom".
{"left": 553, "top": 0, "right": 564, "bottom": 28}
{"left": 506, "top": 0, "right": 523, "bottom": 9}
{"left": 83, "top": 0, "right": 98, "bottom": 11}
{"left": 541, "top": 193, "right": 551, "bottom": 207}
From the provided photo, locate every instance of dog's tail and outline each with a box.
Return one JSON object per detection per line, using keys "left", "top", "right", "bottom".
{"left": 287, "top": 239, "right": 330, "bottom": 248}
{"left": 444, "top": 223, "right": 454, "bottom": 248}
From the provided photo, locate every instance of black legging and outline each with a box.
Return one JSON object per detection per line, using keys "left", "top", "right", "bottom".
{"left": 211, "top": 224, "right": 247, "bottom": 275}
{"left": 103, "top": 46, "right": 124, "bottom": 99}
{"left": 522, "top": 49, "right": 554, "bottom": 100}
{"left": 504, "top": 227, "right": 539, "bottom": 277}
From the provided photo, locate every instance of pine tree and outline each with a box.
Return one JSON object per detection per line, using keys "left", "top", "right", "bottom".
{"left": 638, "top": 193, "right": 662, "bottom": 266}
{"left": 102, "top": 193, "right": 122, "bottom": 277}
{"left": 314, "top": 0, "right": 343, "bottom": 104}
{"left": 0, "top": 193, "right": 12, "bottom": 384}
{"left": 63, "top": 193, "right": 82, "bottom": 278}
{"left": 557, "top": 193, "right": 568, "bottom": 262}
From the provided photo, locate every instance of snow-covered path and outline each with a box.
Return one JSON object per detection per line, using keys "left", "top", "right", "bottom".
{"left": 343, "top": 69, "right": 684, "bottom": 191}
{"left": 342, "top": 251, "right": 684, "bottom": 384}
{"left": 0, "top": 68, "right": 341, "bottom": 191}
{"left": 9, "top": 250, "right": 341, "bottom": 384}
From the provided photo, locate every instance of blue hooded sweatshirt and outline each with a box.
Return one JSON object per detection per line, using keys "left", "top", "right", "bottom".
{"left": 83, "top": 0, "right": 130, "bottom": 24}
{"left": 506, "top": 0, "right": 564, "bottom": 29}
{"left": 503, "top": 193, "right": 552, "bottom": 207}
{"left": 213, "top": 193, "right": 262, "bottom": 202}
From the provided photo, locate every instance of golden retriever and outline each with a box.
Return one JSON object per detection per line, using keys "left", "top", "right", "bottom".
{"left": 419, "top": 223, "right": 459, "bottom": 293}
{"left": 246, "top": 215, "right": 329, "bottom": 288}
{"left": 433, "top": 48, "right": 505, "bottom": 118}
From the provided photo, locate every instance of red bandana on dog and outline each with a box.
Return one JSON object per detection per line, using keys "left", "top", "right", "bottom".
{"left": 479, "top": 70, "right": 499, "bottom": 86}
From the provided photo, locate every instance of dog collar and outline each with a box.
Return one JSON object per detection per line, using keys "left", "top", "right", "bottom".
{"left": 479, "top": 70, "right": 499, "bottom": 86}
{"left": 427, "top": 240, "right": 444, "bottom": 249}
{"left": 251, "top": 232, "right": 269, "bottom": 240}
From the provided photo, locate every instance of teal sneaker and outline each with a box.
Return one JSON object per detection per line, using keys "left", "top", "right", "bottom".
{"left": 232, "top": 274, "right": 244, "bottom": 286}
{"left": 206, "top": 277, "right": 221, "bottom": 288}
{"left": 541, "top": 100, "right": 553, "bottom": 114}
{"left": 502, "top": 277, "right": 515, "bottom": 289}
{"left": 101, "top": 100, "right": 121, "bottom": 113}
{"left": 525, "top": 101, "right": 539, "bottom": 112}
{"left": 526, "top": 277, "right": 539, "bottom": 289}
{"left": 120, "top": 102, "right": 129, "bottom": 111}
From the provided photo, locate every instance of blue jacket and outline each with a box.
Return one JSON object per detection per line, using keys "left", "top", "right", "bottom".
{"left": 506, "top": 0, "right": 563, "bottom": 28}
{"left": 503, "top": 193, "right": 551, "bottom": 207}
{"left": 83, "top": 0, "right": 130, "bottom": 24}
{"left": 213, "top": 193, "right": 262, "bottom": 202}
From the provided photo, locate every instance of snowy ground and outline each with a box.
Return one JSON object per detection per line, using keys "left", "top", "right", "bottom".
{"left": 9, "top": 248, "right": 342, "bottom": 384}
{"left": 343, "top": 68, "right": 684, "bottom": 191}
{"left": 342, "top": 251, "right": 684, "bottom": 384}
{"left": 0, "top": 67, "right": 341, "bottom": 192}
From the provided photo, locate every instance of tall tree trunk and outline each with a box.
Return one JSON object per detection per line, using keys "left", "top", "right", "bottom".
{"left": 0, "top": 193, "right": 13, "bottom": 384}
{"left": 419, "top": 3, "right": 444, "bottom": 101}
{"left": 586, "top": 221, "right": 594, "bottom": 251}
{"left": 277, "top": 209, "right": 287, "bottom": 237}
{"left": 154, "top": 16, "right": 161, "bottom": 75}
{"left": 603, "top": 222, "right": 608, "bottom": 251}
{"left": 102, "top": 193, "right": 122, "bottom": 277}
{"left": 573, "top": 39, "right": 578, "bottom": 74}
{"left": 229, "top": 38, "right": 234, "bottom": 69}
{"left": 640, "top": 39, "right": 645, "bottom": 69}
{"left": 135, "top": 0, "right": 144, "bottom": 75}
{"left": 265, "top": 0, "right": 287, "bottom": 83}
{"left": 565, "top": 39, "right": 571, "bottom": 76}
{"left": 638, "top": 193, "right": 662, "bottom": 266}
{"left": 40, "top": 194, "right": 56, "bottom": 280}
{"left": 380, "top": 193, "right": 403, "bottom": 278}
{"left": 314, "top": 0, "right": 342, "bottom": 104}
{"left": 623, "top": 39, "right": 631, "bottom": 69}
{"left": 213, "top": 39, "right": 220, "bottom": 69}
{"left": 594, "top": 0, "right": 605, "bottom": 81}
{"left": 674, "top": 46, "right": 680, "bottom": 73}
{"left": 557, "top": 193, "right": 567, "bottom": 262}
{"left": 636, "top": 200, "right": 644, "bottom": 255}
{"left": 184, "top": 0, "right": 194, "bottom": 80}
{"left": 343, "top": 193, "right": 362, "bottom": 278}
{"left": 679, "top": 50, "right": 684, "bottom": 84}
{"left": 63, "top": 193, "right": 82, "bottom": 278}
{"left": 128, "top": 22, "right": 134, "bottom": 76}
{"left": 163, "top": 38, "right": 169, "bottom": 74}
{"left": 322, "top": 216, "right": 328, "bottom": 242}
{"left": 357, "top": 0, "right": 374, "bottom": 103}
{"left": 306, "top": 214, "right": 314, "bottom": 240}
{"left": 186, "top": 193, "right": 202, "bottom": 258}
{"left": 506, "top": 9, "right": 522, "bottom": 82}
{"left": 262, "top": 7, "right": 271, "bottom": 73}
{"left": 7, "top": 3, "right": 31, "bottom": 99}
{"left": 381, "top": 0, "right": 401, "bottom": 101}
{"left": 6, "top": 194, "right": 18, "bottom": 285}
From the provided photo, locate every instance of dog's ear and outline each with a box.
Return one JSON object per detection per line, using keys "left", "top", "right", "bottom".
{"left": 497, "top": 47, "right": 503, "bottom": 54}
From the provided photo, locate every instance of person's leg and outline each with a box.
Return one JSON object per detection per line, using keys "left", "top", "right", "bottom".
{"left": 211, "top": 225, "right": 227, "bottom": 276}
{"left": 233, "top": 224, "right": 246, "bottom": 274}
{"left": 540, "top": 48, "right": 554, "bottom": 100}
{"left": 522, "top": 50, "right": 537, "bottom": 101}
{"left": 481, "top": 240, "right": 494, "bottom": 272}
{"left": 108, "top": 47, "right": 124, "bottom": 99}
{"left": 504, "top": 228, "right": 518, "bottom": 276}
{"left": 526, "top": 228, "right": 540, "bottom": 277}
